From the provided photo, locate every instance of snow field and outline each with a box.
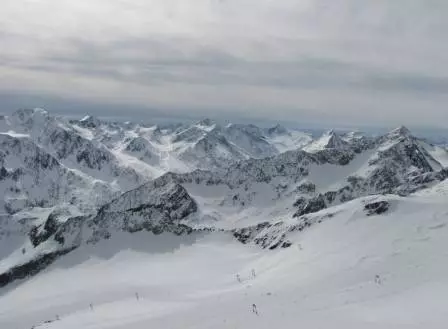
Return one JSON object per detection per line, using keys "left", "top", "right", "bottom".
{"left": 1, "top": 192, "right": 448, "bottom": 328}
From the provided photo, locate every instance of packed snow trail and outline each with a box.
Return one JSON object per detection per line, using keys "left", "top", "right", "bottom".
{"left": 1, "top": 192, "right": 448, "bottom": 328}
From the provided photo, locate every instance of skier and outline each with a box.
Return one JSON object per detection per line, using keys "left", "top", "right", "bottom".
{"left": 251, "top": 269, "right": 256, "bottom": 278}
{"left": 90, "top": 303, "right": 94, "bottom": 311}
{"left": 236, "top": 274, "right": 241, "bottom": 283}
{"left": 252, "top": 303, "right": 259, "bottom": 315}
{"left": 135, "top": 292, "right": 139, "bottom": 301}
{"left": 374, "top": 274, "right": 382, "bottom": 285}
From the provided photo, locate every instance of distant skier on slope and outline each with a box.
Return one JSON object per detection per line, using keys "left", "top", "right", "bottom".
{"left": 252, "top": 303, "right": 259, "bottom": 315}
{"left": 251, "top": 269, "right": 256, "bottom": 278}
{"left": 374, "top": 274, "right": 382, "bottom": 285}
{"left": 236, "top": 274, "right": 241, "bottom": 283}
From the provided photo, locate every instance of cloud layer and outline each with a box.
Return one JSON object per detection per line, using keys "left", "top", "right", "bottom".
{"left": 1, "top": 0, "right": 448, "bottom": 127}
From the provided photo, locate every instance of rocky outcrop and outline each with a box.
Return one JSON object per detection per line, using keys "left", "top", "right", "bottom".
{"left": 364, "top": 201, "right": 390, "bottom": 216}
{"left": 0, "top": 247, "right": 76, "bottom": 288}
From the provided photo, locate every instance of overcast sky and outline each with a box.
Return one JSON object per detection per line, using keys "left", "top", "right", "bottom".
{"left": 1, "top": 0, "right": 448, "bottom": 128}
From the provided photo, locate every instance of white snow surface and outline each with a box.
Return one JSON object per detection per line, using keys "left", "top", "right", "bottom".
{"left": 1, "top": 190, "right": 448, "bottom": 328}
{"left": 265, "top": 130, "right": 312, "bottom": 153}
{"left": 419, "top": 140, "right": 448, "bottom": 168}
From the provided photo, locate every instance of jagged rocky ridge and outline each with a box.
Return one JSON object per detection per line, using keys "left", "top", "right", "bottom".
{"left": 0, "top": 108, "right": 315, "bottom": 214}
{"left": 0, "top": 181, "right": 199, "bottom": 287}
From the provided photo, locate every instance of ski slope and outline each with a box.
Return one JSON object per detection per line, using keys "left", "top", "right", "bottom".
{"left": 1, "top": 188, "right": 448, "bottom": 329}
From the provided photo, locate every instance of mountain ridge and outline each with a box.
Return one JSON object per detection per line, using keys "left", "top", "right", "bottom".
{"left": 0, "top": 108, "right": 447, "bottom": 288}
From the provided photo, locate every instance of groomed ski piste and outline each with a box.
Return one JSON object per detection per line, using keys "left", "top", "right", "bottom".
{"left": 1, "top": 181, "right": 448, "bottom": 329}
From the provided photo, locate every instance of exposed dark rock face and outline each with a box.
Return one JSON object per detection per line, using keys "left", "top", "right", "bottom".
{"left": 232, "top": 222, "right": 271, "bottom": 245}
{"left": 52, "top": 181, "right": 200, "bottom": 246}
{"left": 364, "top": 201, "right": 390, "bottom": 216}
{"left": 296, "top": 182, "right": 316, "bottom": 194}
{"left": 293, "top": 195, "right": 327, "bottom": 218}
{"left": 77, "top": 115, "right": 101, "bottom": 128}
{"left": 29, "top": 212, "right": 60, "bottom": 247}
{"left": 232, "top": 222, "right": 292, "bottom": 250}
{"left": 0, "top": 167, "right": 8, "bottom": 180}
{"left": 0, "top": 247, "right": 75, "bottom": 288}
{"left": 233, "top": 210, "right": 340, "bottom": 250}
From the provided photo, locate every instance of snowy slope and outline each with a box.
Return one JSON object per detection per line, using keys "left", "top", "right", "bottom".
{"left": 1, "top": 190, "right": 448, "bottom": 328}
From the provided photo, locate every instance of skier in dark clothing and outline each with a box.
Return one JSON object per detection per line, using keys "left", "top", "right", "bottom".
{"left": 375, "top": 274, "right": 382, "bottom": 285}
{"left": 252, "top": 303, "right": 259, "bottom": 315}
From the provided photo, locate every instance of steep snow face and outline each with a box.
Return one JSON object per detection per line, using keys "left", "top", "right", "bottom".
{"left": 417, "top": 140, "right": 448, "bottom": 168}
{"left": 369, "top": 126, "right": 445, "bottom": 175}
{"left": 2, "top": 191, "right": 448, "bottom": 329}
{"left": 0, "top": 134, "right": 116, "bottom": 214}
{"left": 124, "top": 137, "right": 160, "bottom": 166}
{"left": 2, "top": 109, "right": 148, "bottom": 192}
{"left": 265, "top": 126, "right": 313, "bottom": 154}
{"left": 172, "top": 121, "right": 276, "bottom": 169}
{"left": 177, "top": 129, "right": 250, "bottom": 171}
{"left": 223, "top": 124, "right": 277, "bottom": 158}
{"left": 303, "top": 130, "right": 349, "bottom": 153}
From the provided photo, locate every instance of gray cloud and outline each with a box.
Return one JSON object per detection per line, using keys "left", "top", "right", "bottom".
{"left": 1, "top": 0, "right": 448, "bottom": 128}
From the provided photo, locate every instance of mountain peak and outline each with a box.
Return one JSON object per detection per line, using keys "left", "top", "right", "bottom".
{"left": 325, "top": 131, "right": 348, "bottom": 149}
{"left": 12, "top": 108, "right": 49, "bottom": 120}
{"left": 196, "top": 118, "right": 215, "bottom": 127}
{"left": 267, "top": 124, "right": 288, "bottom": 135}
{"left": 10, "top": 108, "right": 51, "bottom": 128}
{"left": 303, "top": 129, "right": 348, "bottom": 153}
{"left": 323, "top": 129, "right": 337, "bottom": 136}
{"left": 388, "top": 126, "right": 413, "bottom": 139}
{"left": 79, "top": 115, "right": 101, "bottom": 128}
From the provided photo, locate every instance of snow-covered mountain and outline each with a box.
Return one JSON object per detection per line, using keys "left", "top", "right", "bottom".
{"left": 1, "top": 108, "right": 448, "bottom": 328}
{"left": 0, "top": 132, "right": 116, "bottom": 214}
{"left": 69, "top": 115, "right": 313, "bottom": 172}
